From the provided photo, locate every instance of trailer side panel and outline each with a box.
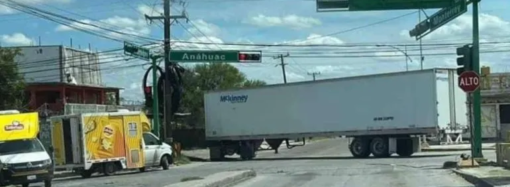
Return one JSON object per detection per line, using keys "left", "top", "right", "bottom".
{"left": 205, "top": 70, "right": 438, "bottom": 140}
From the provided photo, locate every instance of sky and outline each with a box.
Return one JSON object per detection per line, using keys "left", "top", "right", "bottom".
{"left": 0, "top": 0, "right": 509, "bottom": 101}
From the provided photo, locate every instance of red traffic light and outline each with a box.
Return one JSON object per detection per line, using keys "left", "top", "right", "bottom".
{"left": 144, "top": 86, "right": 152, "bottom": 94}
{"left": 239, "top": 53, "right": 261, "bottom": 61}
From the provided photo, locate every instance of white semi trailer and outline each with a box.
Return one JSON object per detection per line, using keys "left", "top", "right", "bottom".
{"left": 204, "top": 68, "right": 467, "bottom": 160}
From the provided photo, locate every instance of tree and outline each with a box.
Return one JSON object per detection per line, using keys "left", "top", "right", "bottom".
{"left": 0, "top": 48, "right": 25, "bottom": 110}
{"left": 243, "top": 80, "right": 266, "bottom": 88}
{"left": 178, "top": 63, "right": 266, "bottom": 128}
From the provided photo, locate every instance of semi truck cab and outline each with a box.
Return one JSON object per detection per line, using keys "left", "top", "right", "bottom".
{"left": 0, "top": 110, "right": 53, "bottom": 187}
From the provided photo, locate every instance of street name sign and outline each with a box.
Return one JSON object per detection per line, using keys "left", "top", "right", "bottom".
{"left": 317, "top": 0, "right": 457, "bottom": 12}
{"left": 458, "top": 71, "right": 480, "bottom": 93}
{"left": 169, "top": 50, "right": 240, "bottom": 62}
{"left": 123, "top": 42, "right": 150, "bottom": 60}
{"left": 429, "top": 0, "right": 467, "bottom": 32}
{"left": 409, "top": 0, "right": 467, "bottom": 39}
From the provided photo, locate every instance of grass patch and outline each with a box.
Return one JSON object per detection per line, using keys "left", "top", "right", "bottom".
{"left": 180, "top": 176, "right": 204, "bottom": 182}
{"left": 173, "top": 154, "right": 192, "bottom": 166}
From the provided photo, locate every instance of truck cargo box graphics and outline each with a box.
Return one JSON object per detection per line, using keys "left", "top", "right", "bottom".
{"left": 83, "top": 116, "right": 127, "bottom": 160}
{"left": 0, "top": 112, "right": 39, "bottom": 141}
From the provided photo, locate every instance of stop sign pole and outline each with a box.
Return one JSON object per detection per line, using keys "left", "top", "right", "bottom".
{"left": 458, "top": 70, "right": 483, "bottom": 160}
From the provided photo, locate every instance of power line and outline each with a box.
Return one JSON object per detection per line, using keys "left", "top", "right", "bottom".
{"left": 0, "top": 0, "right": 160, "bottom": 44}
{"left": 12, "top": 43, "right": 162, "bottom": 69}
{"left": 285, "top": 49, "right": 510, "bottom": 58}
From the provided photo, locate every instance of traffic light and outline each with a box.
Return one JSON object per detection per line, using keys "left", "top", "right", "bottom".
{"left": 144, "top": 86, "right": 153, "bottom": 108}
{"left": 409, "top": 21, "right": 430, "bottom": 37}
{"left": 456, "top": 44, "right": 473, "bottom": 75}
{"left": 239, "top": 52, "right": 262, "bottom": 62}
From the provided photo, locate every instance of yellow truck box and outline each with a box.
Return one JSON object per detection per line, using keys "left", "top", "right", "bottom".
{"left": 0, "top": 112, "right": 39, "bottom": 141}
{"left": 50, "top": 111, "right": 153, "bottom": 177}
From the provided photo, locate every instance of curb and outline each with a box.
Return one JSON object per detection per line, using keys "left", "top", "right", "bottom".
{"left": 54, "top": 172, "right": 76, "bottom": 179}
{"left": 422, "top": 148, "right": 495, "bottom": 152}
{"left": 165, "top": 170, "right": 256, "bottom": 187}
{"left": 452, "top": 169, "right": 494, "bottom": 187}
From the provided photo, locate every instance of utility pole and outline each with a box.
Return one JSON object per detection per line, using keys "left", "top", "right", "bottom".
{"left": 274, "top": 53, "right": 289, "bottom": 84}
{"left": 307, "top": 72, "right": 321, "bottom": 81}
{"left": 145, "top": 0, "right": 188, "bottom": 142}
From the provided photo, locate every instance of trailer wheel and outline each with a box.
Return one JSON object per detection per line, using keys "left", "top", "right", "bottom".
{"left": 240, "top": 141, "right": 255, "bottom": 160}
{"left": 349, "top": 138, "right": 370, "bottom": 158}
{"left": 396, "top": 138, "right": 414, "bottom": 157}
{"left": 209, "top": 146, "right": 224, "bottom": 161}
{"left": 370, "top": 137, "right": 390, "bottom": 158}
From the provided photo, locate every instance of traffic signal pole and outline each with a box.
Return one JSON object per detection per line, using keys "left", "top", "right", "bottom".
{"left": 151, "top": 56, "right": 161, "bottom": 138}
{"left": 471, "top": 0, "right": 483, "bottom": 158}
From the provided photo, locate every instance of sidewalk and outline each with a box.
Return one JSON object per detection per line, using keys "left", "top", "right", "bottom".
{"left": 454, "top": 166, "right": 510, "bottom": 187}
{"left": 422, "top": 143, "right": 496, "bottom": 152}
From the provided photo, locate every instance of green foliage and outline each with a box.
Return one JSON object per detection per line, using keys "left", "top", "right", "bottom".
{"left": 179, "top": 63, "right": 266, "bottom": 128}
{"left": 0, "top": 48, "right": 25, "bottom": 110}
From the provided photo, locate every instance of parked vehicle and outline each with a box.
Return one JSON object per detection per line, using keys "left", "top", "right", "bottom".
{"left": 0, "top": 110, "right": 53, "bottom": 187}
{"left": 203, "top": 68, "right": 467, "bottom": 160}
{"left": 49, "top": 110, "right": 173, "bottom": 178}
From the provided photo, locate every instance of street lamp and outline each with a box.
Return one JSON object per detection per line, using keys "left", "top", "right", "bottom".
{"left": 376, "top": 44, "right": 413, "bottom": 71}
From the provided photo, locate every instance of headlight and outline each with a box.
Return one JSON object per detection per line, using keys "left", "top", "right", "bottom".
{"left": 42, "top": 159, "right": 52, "bottom": 166}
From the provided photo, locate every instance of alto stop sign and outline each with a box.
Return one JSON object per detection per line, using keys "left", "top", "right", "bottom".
{"left": 458, "top": 71, "right": 480, "bottom": 93}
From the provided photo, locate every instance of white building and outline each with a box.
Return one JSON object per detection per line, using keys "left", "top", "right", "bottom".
{"left": 12, "top": 45, "right": 103, "bottom": 86}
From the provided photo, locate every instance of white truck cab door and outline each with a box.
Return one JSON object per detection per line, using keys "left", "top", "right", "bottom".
{"left": 142, "top": 132, "right": 160, "bottom": 166}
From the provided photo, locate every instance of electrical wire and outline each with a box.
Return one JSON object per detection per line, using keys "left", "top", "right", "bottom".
{"left": 0, "top": 0, "right": 160, "bottom": 44}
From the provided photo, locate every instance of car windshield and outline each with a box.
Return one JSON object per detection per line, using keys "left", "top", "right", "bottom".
{"left": 0, "top": 139, "right": 45, "bottom": 155}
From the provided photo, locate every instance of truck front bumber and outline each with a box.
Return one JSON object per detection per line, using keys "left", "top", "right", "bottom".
{"left": 0, "top": 161, "right": 53, "bottom": 185}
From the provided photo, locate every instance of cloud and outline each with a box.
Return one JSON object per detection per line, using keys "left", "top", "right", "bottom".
{"left": 0, "top": 0, "right": 72, "bottom": 15}
{"left": 281, "top": 34, "right": 345, "bottom": 45}
{"left": 244, "top": 14, "right": 321, "bottom": 29}
{"left": 188, "top": 19, "right": 220, "bottom": 37}
{"left": 1, "top": 33, "right": 34, "bottom": 46}
{"left": 137, "top": 4, "right": 164, "bottom": 17}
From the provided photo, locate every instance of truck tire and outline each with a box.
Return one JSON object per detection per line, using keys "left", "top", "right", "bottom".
{"left": 161, "top": 155, "right": 171, "bottom": 170}
{"left": 240, "top": 141, "right": 255, "bottom": 160}
{"left": 209, "top": 146, "right": 224, "bottom": 161}
{"left": 370, "top": 137, "right": 390, "bottom": 158}
{"left": 22, "top": 183, "right": 29, "bottom": 187}
{"left": 349, "top": 137, "right": 370, "bottom": 158}
{"left": 103, "top": 162, "right": 117, "bottom": 176}
{"left": 44, "top": 179, "right": 52, "bottom": 187}
{"left": 80, "top": 170, "right": 92, "bottom": 178}
{"left": 396, "top": 138, "right": 414, "bottom": 157}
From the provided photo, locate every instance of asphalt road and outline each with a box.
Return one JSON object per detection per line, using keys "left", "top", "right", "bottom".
{"left": 234, "top": 139, "right": 495, "bottom": 187}
{"left": 24, "top": 138, "right": 493, "bottom": 187}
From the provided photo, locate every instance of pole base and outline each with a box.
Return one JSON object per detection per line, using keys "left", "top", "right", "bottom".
{"left": 458, "top": 158, "right": 480, "bottom": 168}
